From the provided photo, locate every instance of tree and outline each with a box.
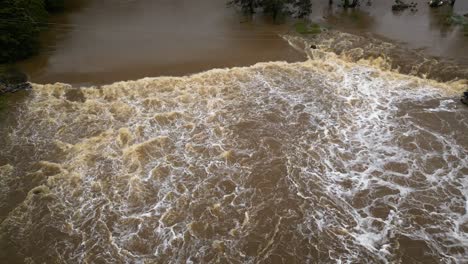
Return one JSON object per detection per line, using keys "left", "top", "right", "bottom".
{"left": 294, "top": 0, "right": 312, "bottom": 18}
{"left": 229, "top": 0, "right": 258, "bottom": 14}
{"left": 0, "top": 0, "right": 47, "bottom": 62}
{"left": 261, "top": 0, "right": 286, "bottom": 20}
{"left": 230, "top": 0, "right": 313, "bottom": 20}
{"left": 343, "top": 0, "right": 359, "bottom": 8}
{"left": 45, "top": 0, "right": 65, "bottom": 12}
{"left": 0, "top": 0, "right": 64, "bottom": 63}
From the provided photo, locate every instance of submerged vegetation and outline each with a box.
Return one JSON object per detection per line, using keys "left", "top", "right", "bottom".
{"left": 0, "top": 0, "right": 65, "bottom": 63}
{"left": 229, "top": 0, "right": 313, "bottom": 20}
{"left": 229, "top": 0, "right": 373, "bottom": 18}
{"left": 294, "top": 21, "right": 322, "bottom": 34}
{"left": 450, "top": 14, "right": 468, "bottom": 36}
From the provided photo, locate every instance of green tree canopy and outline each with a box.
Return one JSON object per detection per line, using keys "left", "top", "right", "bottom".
{"left": 0, "top": 0, "right": 64, "bottom": 63}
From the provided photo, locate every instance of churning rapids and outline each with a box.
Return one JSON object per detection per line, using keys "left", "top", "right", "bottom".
{"left": 1, "top": 36, "right": 468, "bottom": 264}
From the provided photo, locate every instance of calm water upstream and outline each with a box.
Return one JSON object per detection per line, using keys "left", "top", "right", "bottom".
{"left": 16, "top": 0, "right": 304, "bottom": 86}
{"left": 14, "top": 0, "right": 468, "bottom": 85}
{"left": 1, "top": 0, "right": 468, "bottom": 263}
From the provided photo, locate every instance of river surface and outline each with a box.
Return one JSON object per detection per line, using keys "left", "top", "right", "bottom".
{"left": 310, "top": 0, "right": 468, "bottom": 64}
{"left": 16, "top": 0, "right": 304, "bottom": 86}
{"left": 15, "top": 0, "right": 468, "bottom": 86}
{"left": 2, "top": 42, "right": 468, "bottom": 263}
{"left": 1, "top": 1, "right": 468, "bottom": 264}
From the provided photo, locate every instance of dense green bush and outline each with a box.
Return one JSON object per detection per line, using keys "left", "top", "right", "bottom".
{"left": 0, "top": 0, "right": 57, "bottom": 63}
{"left": 294, "top": 21, "right": 321, "bottom": 34}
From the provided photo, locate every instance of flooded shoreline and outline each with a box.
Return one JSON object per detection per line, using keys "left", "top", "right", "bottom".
{"left": 13, "top": 0, "right": 468, "bottom": 86}
{"left": 15, "top": 0, "right": 304, "bottom": 86}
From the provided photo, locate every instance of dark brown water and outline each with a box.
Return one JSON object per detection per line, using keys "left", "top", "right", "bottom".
{"left": 311, "top": 0, "right": 468, "bottom": 65}
{"left": 1, "top": 45, "right": 468, "bottom": 263}
{"left": 16, "top": 0, "right": 304, "bottom": 86}
{"left": 1, "top": 1, "right": 468, "bottom": 263}
{"left": 15, "top": 0, "right": 468, "bottom": 86}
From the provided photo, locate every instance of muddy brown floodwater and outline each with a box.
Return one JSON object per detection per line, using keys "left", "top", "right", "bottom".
{"left": 311, "top": 0, "right": 468, "bottom": 65}
{"left": 15, "top": 0, "right": 304, "bottom": 86}
{"left": 15, "top": 0, "right": 468, "bottom": 86}
{"left": 1, "top": 0, "right": 468, "bottom": 263}
{"left": 2, "top": 47, "right": 468, "bottom": 263}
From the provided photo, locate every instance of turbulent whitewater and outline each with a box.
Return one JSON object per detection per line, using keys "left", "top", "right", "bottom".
{"left": 0, "top": 47, "right": 467, "bottom": 263}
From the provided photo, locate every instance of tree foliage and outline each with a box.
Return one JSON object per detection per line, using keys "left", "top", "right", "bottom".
{"left": 294, "top": 0, "right": 312, "bottom": 18}
{"left": 229, "top": 0, "right": 258, "bottom": 14}
{"left": 45, "top": 0, "right": 65, "bottom": 12}
{"left": 342, "top": 0, "right": 359, "bottom": 8}
{"left": 229, "top": 0, "right": 313, "bottom": 20}
{"left": 0, "top": 0, "right": 64, "bottom": 63}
